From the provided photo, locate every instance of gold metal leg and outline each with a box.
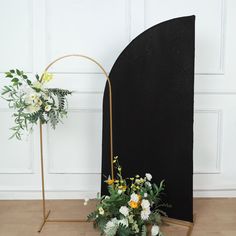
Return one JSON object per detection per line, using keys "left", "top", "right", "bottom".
{"left": 38, "top": 210, "right": 51, "bottom": 233}
{"left": 38, "top": 122, "right": 50, "bottom": 233}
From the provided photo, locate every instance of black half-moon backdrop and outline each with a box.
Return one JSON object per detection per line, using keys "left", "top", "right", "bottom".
{"left": 101, "top": 15, "right": 195, "bottom": 222}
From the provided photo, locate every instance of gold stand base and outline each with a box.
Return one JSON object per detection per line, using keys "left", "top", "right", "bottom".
{"left": 38, "top": 210, "right": 195, "bottom": 235}
{"left": 38, "top": 210, "right": 89, "bottom": 233}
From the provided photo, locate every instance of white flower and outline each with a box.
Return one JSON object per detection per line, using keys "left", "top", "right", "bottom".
{"left": 24, "top": 92, "right": 43, "bottom": 114}
{"left": 104, "top": 218, "right": 118, "bottom": 236}
{"left": 141, "top": 199, "right": 150, "bottom": 209}
{"left": 26, "top": 104, "right": 40, "bottom": 113}
{"left": 151, "top": 225, "right": 160, "bottom": 236}
{"left": 119, "top": 206, "right": 129, "bottom": 217}
{"left": 128, "top": 215, "right": 134, "bottom": 224}
{"left": 130, "top": 193, "right": 139, "bottom": 203}
{"left": 25, "top": 93, "right": 38, "bottom": 104}
{"left": 141, "top": 208, "right": 151, "bottom": 220}
{"left": 32, "top": 81, "right": 43, "bottom": 90}
{"left": 44, "top": 105, "right": 51, "bottom": 112}
{"left": 144, "top": 193, "right": 148, "bottom": 198}
{"left": 131, "top": 221, "right": 139, "bottom": 233}
{"left": 145, "top": 181, "right": 152, "bottom": 188}
{"left": 118, "top": 218, "right": 128, "bottom": 227}
{"left": 98, "top": 207, "right": 104, "bottom": 215}
{"left": 145, "top": 173, "right": 152, "bottom": 181}
{"left": 118, "top": 189, "right": 122, "bottom": 195}
{"left": 105, "top": 196, "right": 110, "bottom": 200}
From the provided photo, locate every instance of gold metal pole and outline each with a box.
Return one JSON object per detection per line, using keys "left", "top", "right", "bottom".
{"left": 39, "top": 122, "right": 46, "bottom": 220}
{"left": 38, "top": 122, "right": 51, "bottom": 233}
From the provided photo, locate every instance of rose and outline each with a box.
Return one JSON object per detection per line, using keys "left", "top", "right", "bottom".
{"left": 145, "top": 173, "right": 152, "bottom": 181}
{"left": 104, "top": 218, "right": 118, "bottom": 236}
{"left": 119, "top": 206, "right": 129, "bottom": 217}
{"left": 141, "top": 199, "right": 150, "bottom": 209}
{"left": 141, "top": 208, "right": 151, "bottom": 220}
{"left": 130, "top": 193, "right": 139, "bottom": 203}
{"left": 151, "top": 225, "right": 160, "bottom": 236}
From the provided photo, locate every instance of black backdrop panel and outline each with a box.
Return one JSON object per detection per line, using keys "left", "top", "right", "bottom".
{"left": 101, "top": 16, "right": 195, "bottom": 222}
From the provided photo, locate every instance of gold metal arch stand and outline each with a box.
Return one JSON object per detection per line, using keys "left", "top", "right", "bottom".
{"left": 38, "top": 54, "right": 114, "bottom": 232}
{"left": 37, "top": 54, "right": 194, "bottom": 235}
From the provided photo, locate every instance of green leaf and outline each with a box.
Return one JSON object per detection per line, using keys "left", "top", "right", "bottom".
{"left": 35, "top": 74, "right": 40, "bottom": 81}
{"left": 16, "top": 69, "right": 21, "bottom": 76}
{"left": 11, "top": 78, "right": 19, "bottom": 83}
{"left": 23, "top": 74, "right": 28, "bottom": 79}
{"left": 26, "top": 79, "right": 32, "bottom": 85}
{"left": 117, "top": 224, "right": 132, "bottom": 236}
{"left": 10, "top": 69, "right": 15, "bottom": 73}
{"left": 5, "top": 72, "right": 13, "bottom": 78}
{"left": 141, "top": 225, "right": 147, "bottom": 236}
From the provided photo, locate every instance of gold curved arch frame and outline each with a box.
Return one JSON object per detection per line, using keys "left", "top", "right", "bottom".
{"left": 38, "top": 54, "right": 114, "bottom": 232}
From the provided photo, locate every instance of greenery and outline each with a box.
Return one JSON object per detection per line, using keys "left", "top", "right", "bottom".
{"left": 1, "top": 69, "right": 72, "bottom": 139}
{"left": 87, "top": 157, "right": 170, "bottom": 236}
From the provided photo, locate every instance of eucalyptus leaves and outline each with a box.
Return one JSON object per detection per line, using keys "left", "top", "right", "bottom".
{"left": 1, "top": 69, "right": 72, "bottom": 139}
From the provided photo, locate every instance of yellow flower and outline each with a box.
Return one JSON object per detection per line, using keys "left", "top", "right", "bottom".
{"left": 129, "top": 200, "right": 139, "bottom": 209}
{"left": 42, "top": 72, "right": 53, "bottom": 83}
{"left": 118, "top": 185, "right": 127, "bottom": 191}
{"left": 106, "top": 178, "right": 114, "bottom": 185}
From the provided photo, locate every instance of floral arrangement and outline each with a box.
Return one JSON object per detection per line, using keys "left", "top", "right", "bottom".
{"left": 1, "top": 69, "right": 72, "bottom": 139}
{"left": 88, "top": 157, "right": 169, "bottom": 236}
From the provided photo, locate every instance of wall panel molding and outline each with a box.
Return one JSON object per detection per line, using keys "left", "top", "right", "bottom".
{"left": 46, "top": 108, "right": 102, "bottom": 174}
{"left": 44, "top": 0, "right": 132, "bottom": 74}
{"left": 0, "top": 109, "right": 34, "bottom": 174}
{"left": 0, "top": 0, "right": 34, "bottom": 73}
{"left": 143, "top": 0, "right": 226, "bottom": 75}
{"left": 193, "top": 109, "right": 223, "bottom": 174}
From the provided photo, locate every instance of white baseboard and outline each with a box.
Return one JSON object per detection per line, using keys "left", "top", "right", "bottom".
{"left": 193, "top": 189, "right": 236, "bottom": 198}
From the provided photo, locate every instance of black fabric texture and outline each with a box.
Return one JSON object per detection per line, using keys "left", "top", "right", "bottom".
{"left": 101, "top": 16, "right": 195, "bottom": 222}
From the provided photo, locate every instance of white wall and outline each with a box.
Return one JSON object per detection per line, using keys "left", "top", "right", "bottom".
{"left": 0, "top": 0, "right": 236, "bottom": 199}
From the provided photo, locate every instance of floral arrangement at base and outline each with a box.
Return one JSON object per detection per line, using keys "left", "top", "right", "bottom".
{"left": 1, "top": 69, "right": 72, "bottom": 139}
{"left": 88, "top": 157, "right": 170, "bottom": 236}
